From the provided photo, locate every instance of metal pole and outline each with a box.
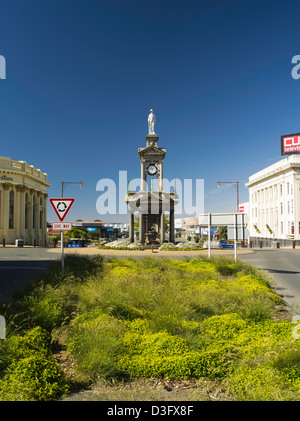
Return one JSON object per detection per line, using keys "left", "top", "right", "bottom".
{"left": 61, "top": 230, "right": 64, "bottom": 273}
{"left": 61, "top": 183, "right": 64, "bottom": 273}
{"left": 237, "top": 182, "right": 239, "bottom": 213}
{"left": 208, "top": 213, "right": 211, "bottom": 258}
{"left": 234, "top": 213, "right": 237, "bottom": 262}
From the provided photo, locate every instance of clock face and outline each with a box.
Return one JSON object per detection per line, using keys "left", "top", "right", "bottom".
{"left": 147, "top": 164, "right": 157, "bottom": 176}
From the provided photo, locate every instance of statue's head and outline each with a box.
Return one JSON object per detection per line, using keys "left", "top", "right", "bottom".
{"left": 150, "top": 109, "right": 153, "bottom": 113}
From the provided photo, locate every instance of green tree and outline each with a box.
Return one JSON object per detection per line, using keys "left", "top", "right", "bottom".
{"left": 64, "top": 227, "right": 88, "bottom": 239}
{"left": 218, "top": 226, "right": 227, "bottom": 240}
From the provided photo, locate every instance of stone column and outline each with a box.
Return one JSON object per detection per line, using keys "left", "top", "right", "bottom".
{"left": 27, "top": 190, "right": 33, "bottom": 244}
{"left": 140, "top": 161, "right": 146, "bottom": 190}
{"left": 160, "top": 213, "right": 165, "bottom": 243}
{"left": 2, "top": 183, "right": 10, "bottom": 241}
{"left": 129, "top": 212, "right": 134, "bottom": 243}
{"left": 139, "top": 213, "right": 144, "bottom": 244}
{"left": 169, "top": 209, "right": 175, "bottom": 243}
{"left": 158, "top": 163, "right": 163, "bottom": 192}
{"left": 15, "top": 185, "right": 22, "bottom": 238}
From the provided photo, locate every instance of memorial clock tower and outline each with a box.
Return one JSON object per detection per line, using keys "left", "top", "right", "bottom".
{"left": 126, "top": 110, "right": 177, "bottom": 246}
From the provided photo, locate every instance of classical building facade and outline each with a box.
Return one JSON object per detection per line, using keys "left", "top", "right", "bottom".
{"left": 0, "top": 156, "right": 51, "bottom": 245}
{"left": 246, "top": 155, "right": 300, "bottom": 247}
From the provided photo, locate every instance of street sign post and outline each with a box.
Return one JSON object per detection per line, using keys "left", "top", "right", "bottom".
{"left": 199, "top": 213, "right": 247, "bottom": 261}
{"left": 49, "top": 198, "right": 75, "bottom": 273}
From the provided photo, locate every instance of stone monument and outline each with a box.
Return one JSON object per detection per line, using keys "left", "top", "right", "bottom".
{"left": 126, "top": 110, "right": 178, "bottom": 246}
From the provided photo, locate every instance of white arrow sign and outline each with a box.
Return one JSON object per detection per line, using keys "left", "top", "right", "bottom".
{"left": 49, "top": 198, "right": 75, "bottom": 222}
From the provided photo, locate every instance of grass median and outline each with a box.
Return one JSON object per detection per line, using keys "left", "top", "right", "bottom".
{"left": 0, "top": 254, "right": 299, "bottom": 401}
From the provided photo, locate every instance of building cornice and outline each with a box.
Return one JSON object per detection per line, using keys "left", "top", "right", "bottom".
{"left": 246, "top": 162, "right": 300, "bottom": 188}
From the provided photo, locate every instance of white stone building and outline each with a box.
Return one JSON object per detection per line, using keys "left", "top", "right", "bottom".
{"left": 0, "top": 157, "right": 51, "bottom": 245}
{"left": 246, "top": 155, "right": 300, "bottom": 247}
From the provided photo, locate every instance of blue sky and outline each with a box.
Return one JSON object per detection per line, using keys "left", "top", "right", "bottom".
{"left": 1, "top": 0, "right": 300, "bottom": 223}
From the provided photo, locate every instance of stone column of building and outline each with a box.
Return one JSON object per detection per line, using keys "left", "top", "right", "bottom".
{"left": 160, "top": 213, "right": 165, "bottom": 243}
{"left": 27, "top": 189, "right": 34, "bottom": 244}
{"left": 169, "top": 208, "right": 175, "bottom": 243}
{"left": 2, "top": 183, "right": 11, "bottom": 242}
{"left": 129, "top": 212, "right": 134, "bottom": 242}
{"left": 44, "top": 193, "right": 48, "bottom": 244}
{"left": 15, "top": 185, "right": 23, "bottom": 239}
{"left": 139, "top": 213, "right": 145, "bottom": 244}
{"left": 19, "top": 186, "right": 26, "bottom": 239}
{"left": 36, "top": 192, "right": 41, "bottom": 245}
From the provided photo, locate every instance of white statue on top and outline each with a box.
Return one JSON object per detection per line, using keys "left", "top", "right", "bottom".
{"left": 148, "top": 109, "right": 156, "bottom": 134}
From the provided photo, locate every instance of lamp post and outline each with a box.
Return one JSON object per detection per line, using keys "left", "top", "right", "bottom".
{"left": 60, "top": 181, "right": 83, "bottom": 273}
{"left": 61, "top": 181, "right": 83, "bottom": 198}
{"left": 217, "top": 181, "right": 240, "bottom": 212}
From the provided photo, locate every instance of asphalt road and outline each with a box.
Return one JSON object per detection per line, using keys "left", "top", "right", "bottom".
{"left": 0, "top": 247, "right": 59, "bottom": 303}
{"left": 240, "top": 249, "right": 300, "bottom": 313}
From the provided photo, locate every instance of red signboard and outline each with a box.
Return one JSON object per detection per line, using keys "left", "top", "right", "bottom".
{"left": 52, "top": 222, "right": 72, "bottom": 231}
{"left": 281, "top": 133, "right": 300, "bottom": 155}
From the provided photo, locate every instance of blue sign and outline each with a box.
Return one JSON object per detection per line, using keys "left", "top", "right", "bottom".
{"left": 87, "top": 227, "right": 97, "bottom": 232}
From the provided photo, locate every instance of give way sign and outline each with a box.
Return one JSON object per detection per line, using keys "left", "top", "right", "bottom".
{"left": 49, "top": 198, "right": 75, "bottom": 222}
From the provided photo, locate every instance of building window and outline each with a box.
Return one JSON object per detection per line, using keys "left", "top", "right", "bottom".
{"left": 291, "top": 199, "right": 294, "bottom": 214}
{"left": 288, "top": 221, "right": 290, "bottom": 234}
{"left": 9, "top": 190, "right": 14, "bottom": 229}
{"left": 287, "top": 201, "right": 290, "bottom": 214}
{"left": 291, "top": 184, "right": 293, "bottom": 195}
{"left": 280, "top": 202, "right": 283, "bottom": 215}
{"left": 287, "top": 182, "right": 289, "bottom": 195}
{"left": 280, "top": 184, "right": 283, "bottom": 196}
{"left": 291, "top": 222, "right": 295, "bottom": 235}
{"left": 281, "top": 222, "right": 283, "bottom": 234}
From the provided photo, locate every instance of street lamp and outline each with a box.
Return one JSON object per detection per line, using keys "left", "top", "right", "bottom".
{"left": 217, "top": 181, "right": 240, "bottom": 212}
{"left": 61, "top": 181, "right": 83, "bottom": 198}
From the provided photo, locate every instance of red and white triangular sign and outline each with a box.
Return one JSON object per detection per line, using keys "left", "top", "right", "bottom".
{"left": 49, "top": 198, "right": 75, "bottom": 222}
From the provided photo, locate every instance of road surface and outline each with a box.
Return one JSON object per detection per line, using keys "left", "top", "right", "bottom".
{"left": 0, "top": 247, "right": 59, "bottom": 303}
{"left": 240, "top": 249, "right": 300, "bottom": 313}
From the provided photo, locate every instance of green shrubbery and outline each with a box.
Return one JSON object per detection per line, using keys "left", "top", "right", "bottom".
{"left": 0, "top": 327, "right": 68, "bottom": 400}
{"left": 0, "top": 254, "right": 298, "bottom": 400}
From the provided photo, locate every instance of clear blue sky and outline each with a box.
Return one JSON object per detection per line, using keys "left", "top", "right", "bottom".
{"left": 1, "top": 0, "right": 300, "bottom": 223}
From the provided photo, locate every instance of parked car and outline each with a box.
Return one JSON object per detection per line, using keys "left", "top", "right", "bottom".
{"left": 67, "top": 238, "right": 87, "bottom": 248}
{"left": 218, "top": 240, "right": 234, "bottom": 249}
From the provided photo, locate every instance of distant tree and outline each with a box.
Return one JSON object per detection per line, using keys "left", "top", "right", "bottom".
{"left": 64, "top": 227, "right": 88, "bottom": 239}
{"left": 218, "top": 226, "right": 227, "bottom": 240}
{"left": 164, "top": 215, "right": 169, "bottom": 231}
